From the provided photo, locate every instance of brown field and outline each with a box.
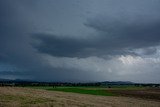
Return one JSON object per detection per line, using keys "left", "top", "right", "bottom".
{"left": 0, "top": 87, "right": 160, "bottom": 107}
{"left": 107, "top": 88, "right": 160, "bottom": 101}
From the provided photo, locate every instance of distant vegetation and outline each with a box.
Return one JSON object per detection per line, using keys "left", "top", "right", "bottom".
{"left": 0, "top": 79, "right": 159, "bottom": 88}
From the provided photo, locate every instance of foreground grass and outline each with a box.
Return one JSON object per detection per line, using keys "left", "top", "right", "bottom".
{"left": 0, "top": 94, "right": 55, "bottom": 107}
{"left": 0, "top": 87, "right": 160, "bottom": 107}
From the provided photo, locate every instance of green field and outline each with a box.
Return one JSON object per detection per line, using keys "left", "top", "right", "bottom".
{"left": 28, "top": 85, "right": 145, "bottom": 96}
{"left": 30, "top": 86, "right": 115, "bottom": 96}
{"left": 48, "top": 87, "right": 115, "bottom": 96}
{"left": 27, "top": 85, "right": 160, "bottom": 101}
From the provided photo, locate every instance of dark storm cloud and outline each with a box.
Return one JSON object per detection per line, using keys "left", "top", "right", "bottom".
{"left": 31, "top": 33, "right": 133, "bottom": 57}
{"left": 32, "top": 17, "right": 160, "bottom": 58}
{"left": 31, "top": 34, "right": 92, "bottom": 57}
{"left": 30, "top": 0, "right": 160, "bottom": 57}
{"left": 85, "top": 17, "right": 160, "bottom": 48}
{"left": 30, "top": 0, "right": 160, "bottom": 58}
{"left": 0, "top": 0, "right": 48, "bottom": 79}
{"left": 0, "top": 0, "right": 96, "bottom": 81}
{"left": 0, "top": 0, "right": 160, "bottom": 83}
{"left": 0, "top": 70, "right": 31, "bottom": 76}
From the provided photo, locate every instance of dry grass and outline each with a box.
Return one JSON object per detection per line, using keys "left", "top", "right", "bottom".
{"left": 0, "top": 87, "right": 160, "bottom": 107}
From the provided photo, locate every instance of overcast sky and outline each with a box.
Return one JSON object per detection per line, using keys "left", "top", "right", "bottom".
{"left": 0, "top": 0, "right": 160, "bottom": 83}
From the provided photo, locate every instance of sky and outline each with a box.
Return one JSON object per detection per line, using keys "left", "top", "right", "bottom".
{"left": 0, "top": 0, "right": 160, "bottom": 83}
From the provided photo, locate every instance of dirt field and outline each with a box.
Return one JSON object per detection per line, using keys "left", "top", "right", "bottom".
{"left": 0, "top": 87, "right": 160, "bottom": 107}
{"left": 107, "top": 88, "right": 160, "bottom": 101}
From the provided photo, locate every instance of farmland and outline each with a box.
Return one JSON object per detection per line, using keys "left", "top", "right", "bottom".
{"left": 0, "top": 86, "right": 160, "bottom": 107}
{"left": 31, "top": 86, "right": 160, "bottom": 101}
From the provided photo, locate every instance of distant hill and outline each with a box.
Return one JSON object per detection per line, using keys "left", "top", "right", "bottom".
{"left": 0, "top": 78, "right": 159, "bottom": 86}
{"left": 0, "top": 78, "right": 133, "bottom": 84}
{"left": 99, "top": 81, "right": 134, "bottom": 85}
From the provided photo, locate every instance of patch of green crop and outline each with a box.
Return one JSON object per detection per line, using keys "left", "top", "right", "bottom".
{"left": 47, "top": 87, "right": 115, "bottom": 96}
{"left": 27, "top": 85, "right": 146, "bottom": 96}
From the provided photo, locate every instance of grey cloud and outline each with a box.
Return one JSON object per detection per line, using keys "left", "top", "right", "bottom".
{"left": 0, "top": 0, "right": 160, "bottom": 83}
{"left": 32, "top": 18, "right": 160, "bottom": 58}
{"left": 0, "top": 0, "right": 50, "bottom": 80}
{"left": 31, "top": 34, "right": 92, "bottom": 57}
{"left": 44, "top": 55, "right": 160, "bottom": 83}
{"left": 0, "top": 0, "right": 95, "bottom": 81}
{"left": 31, "top": 33, "right": 134, "bottom": 58}
{"left": 31, "top": 0, "right": 160, "bottom": 58}
{"left": 132, "top": 47, "right": 158, "bottom": 56}
{"left": 85, "top": 15, "right": 160, "bottom": 48}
